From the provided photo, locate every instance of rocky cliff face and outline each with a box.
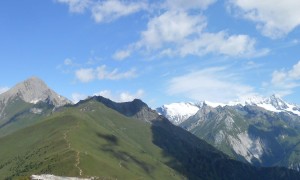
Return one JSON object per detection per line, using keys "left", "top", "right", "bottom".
{"left": 180, "top": 104, "right": 300, "bottom": 171}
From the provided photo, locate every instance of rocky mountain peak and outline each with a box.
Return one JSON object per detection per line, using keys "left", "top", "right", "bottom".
{"left": 265, "top": 94, "right": 288, "bottom": 110}
{"left": 0, "top": 77, "right": 71, "bottom": 107}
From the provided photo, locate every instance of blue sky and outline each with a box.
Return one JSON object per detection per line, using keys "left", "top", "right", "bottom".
{"left": 0, "top": 0, "right": 300, "bottom": 107}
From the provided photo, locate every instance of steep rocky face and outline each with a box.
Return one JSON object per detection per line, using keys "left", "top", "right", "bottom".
{"left": 0, "top": 77, "right": 71, "bottom": 108}
{"left": 180, "top": 104, "right": 300, "bottom": 171}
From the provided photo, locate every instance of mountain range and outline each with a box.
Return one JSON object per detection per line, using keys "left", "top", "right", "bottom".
{"left": 157, "top": 95, "right": 300, "bottom": 172}
{"left": 0, "top": 77, "right": 300, "bottom": 179}
{"left": 156, "top": 95, "right": 300, "bottom": 125}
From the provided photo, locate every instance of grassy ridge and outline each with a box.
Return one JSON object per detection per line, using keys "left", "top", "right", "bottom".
{"left": 0, "top": 100, "right": 183, "bottom": 179}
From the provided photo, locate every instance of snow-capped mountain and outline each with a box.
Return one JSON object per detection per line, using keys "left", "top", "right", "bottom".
{"left": 158, "top": 95, "right": 300, "bottom": 126}
{"left": 157, "top": 95, "right": 300, "bottom": 171}
{"left": 205, "top": 94, "right": 300, "bottom": 116}
{"left": 156, "top": 102, "right": 200, "bottom": 125}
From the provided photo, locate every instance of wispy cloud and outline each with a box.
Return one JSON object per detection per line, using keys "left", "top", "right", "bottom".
{"left": 75, "top": 68, "right": 95, "bottom": 83}
{"left": 64, "top": 58, "right": 74, "bottom": 66}
{"left": 96, "top": 65, "right": 137, "bottom": 80}
{"left": 179, "top": 31, "right": 269, "bottom": 57}
{"left": 167, "top": 67, "right": 255, "bottom": 102}
{"left": 71, "top": 92, "right": 88, "bottom": 103}
{"left": 164, "top": 0, "right": 216, "bottom": 10}
{"left": 228, "top": 0, "right": 300, "bottom": 39}
{"left": 56, "top": 0, "right": 91, "bottom": 13}
{"left": 91, "top": 0, "right": 147, "bottom": 23}
{"left": 75, "top": 65, "right": 137, "bottom": 83}
{"left": 56, "top": 0, "right": 147, "bottom": 23}
{"left": 113, "top": 49, "right": 132, "bottom": 61}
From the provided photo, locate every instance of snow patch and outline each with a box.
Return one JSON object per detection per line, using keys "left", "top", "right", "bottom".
{"left": 30, "top": 108, "right": 43, "bottom": 114}
{"left": 157, "top": 102, "right": 199, "bottom": 125}
{"left": 204, "top": 101, "right": 227, "bottom": 108}
{"left": 31, "top": 174, "right": 94, "bottom": 180}
{"left": 289, "top": 163, "right": 300, "bottom": 171}
{"left": 30, "top": 99, "right": 43, "bottom": 104}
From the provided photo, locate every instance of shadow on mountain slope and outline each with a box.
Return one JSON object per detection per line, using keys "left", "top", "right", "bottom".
{"left": 96, "top": 131, "right": 154, "bottom": 175}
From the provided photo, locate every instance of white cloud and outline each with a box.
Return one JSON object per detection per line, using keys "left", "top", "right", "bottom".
{"left": 139, "top": 11, "right": 206, "bottom": 50}
{"left": 56, "top": 0, "right": 147, "bottom": 23}
{"left": 270, "top": 61, "right": 300, "bottom": 94}
{"left": 120, "top": 10, "right": 267, "bottom": 59}
{"left": 165, "top": 0, "right": 216, "bottom": 10}
{"left": 0, "top": 87, "right": 9, "bottom": 94}
{"left": 71, "top": 93, "right": 88, "bottom": 103}
{"left": 75, "top": 68, "right": 95, "bottom": 83}
{"left": 64, "top": 58, "right": 73, "bottom": 66}
{"left": 228, "top": 0, "right": 300, "bottom": 38}
{"left": 113, "top": 49, "right": 131, "bottom": 60}
{"left": 56, "top": 0, "right": 91, "bottom": 13}
{"left": 167, "top": 67, "right": 254, "bottom": 102}
{"left": 94, "top": 89, "right": 144, "bottom": 102}
{"left": 120, "top": 89, "right": 144, "bottom": 102}
{"left": 75, "top": 65, "right": 137, "bottom": 82}
{"left": 91, "top": 0, "right": 147, "bottom": 23}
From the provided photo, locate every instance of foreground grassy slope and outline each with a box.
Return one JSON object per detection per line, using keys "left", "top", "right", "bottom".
{"left": 0, "top": 100, "right": 183, "bottom": 179}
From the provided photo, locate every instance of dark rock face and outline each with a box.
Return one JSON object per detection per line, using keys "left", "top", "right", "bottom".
{"left": 80, "top": 96, "right": 166, "bottom": 123}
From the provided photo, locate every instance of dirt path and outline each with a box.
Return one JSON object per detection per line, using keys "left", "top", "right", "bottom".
{"left": 63, "top": 121, "right": 83, "bottom": 176}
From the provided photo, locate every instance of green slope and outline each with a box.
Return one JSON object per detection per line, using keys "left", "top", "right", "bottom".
{"left": 0, "top": 97, "right": 54, "bottom": 137}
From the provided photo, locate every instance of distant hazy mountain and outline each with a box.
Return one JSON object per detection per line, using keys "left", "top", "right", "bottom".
{"left": 206, "top": 94, "right": 300, "bottom": 116}
{"left": 0, "top": 78, "right": 298, "bottom": 179}
{"left": 158, "top": 95, "right": 300, "bottom": 171}
{"left": 0, "top": 77, "right": 71, "bottom": 108}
